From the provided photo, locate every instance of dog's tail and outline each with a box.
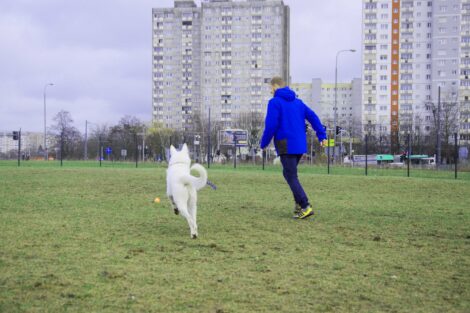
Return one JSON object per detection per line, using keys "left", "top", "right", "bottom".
{"left": 179, "top": 163, "right": 207, "bottom": 191}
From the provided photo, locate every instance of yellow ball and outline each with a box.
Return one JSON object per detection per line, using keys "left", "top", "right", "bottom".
{"left": 154, "top": 197, "right": 161, "bottom": 203}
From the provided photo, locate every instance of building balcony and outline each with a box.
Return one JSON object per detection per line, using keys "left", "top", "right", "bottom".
{"left": 364, "top": 49, "right": 377, "bottom": 54}
{"left": 221, "top": 109, "right": 232, "bottom": 113}
{"left": 365, "top": 29, "right": 377, "bottom": 35}
{"left": 400, "top": 79, "right": 413, "bottom": 84}
{"left": 364, "top": 8, "right": 377, "bottom": 13}
{"left": 221, "top": 11, "right": 232, "bottom": 16}
{"left": 401, "top": 7, "right": 413, "bottom": 13}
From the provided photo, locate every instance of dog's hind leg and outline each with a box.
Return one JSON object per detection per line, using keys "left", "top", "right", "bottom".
{"left": 188, "top": 188, "right": 198, "bottom": 238}
{"left": 174, "top": 199, "right": 197, "bottom": 239}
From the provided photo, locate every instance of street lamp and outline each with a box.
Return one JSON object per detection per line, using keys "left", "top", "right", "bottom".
{"left": 84, "top": 120, "right": 98, "bottom": 160}
{"left": 333, "top": 49, "right": 355, "bottom": 162}
{"left": 43, "top": 83, "right": 54, "bottom": 160}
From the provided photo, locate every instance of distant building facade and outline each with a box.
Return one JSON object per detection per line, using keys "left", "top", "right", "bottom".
{"left": 292, "top": 78, "right": 362, "bottom": 135}
{"left": 0, "top": 131, "right": 45, "bottom": 158}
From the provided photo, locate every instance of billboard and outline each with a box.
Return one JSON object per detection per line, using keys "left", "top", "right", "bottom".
{"left": 219, "top": 129, "right": 248, "bottom": 147}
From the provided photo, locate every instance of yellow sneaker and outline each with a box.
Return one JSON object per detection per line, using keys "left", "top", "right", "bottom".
{"left": 294, "top": 205, "right": 314, "bottom": 219}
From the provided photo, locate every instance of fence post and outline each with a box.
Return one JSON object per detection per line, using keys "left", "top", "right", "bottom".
{"left": 327, "top": 131, "right": 330, "bottom": 175}
{"left": 407, "top": 133, "right": 411, "bottom": 177}
{"left": 365, "top": 134, "right": 368, "bottom": 176}
{"left": 17, "top": 129, "right": 21, "bottom": 167}
{"left": 262, "top": 149, "right": 265, "bottom": 170}
{"left": 455, "top": 133, "right": 458, "bottom": 179}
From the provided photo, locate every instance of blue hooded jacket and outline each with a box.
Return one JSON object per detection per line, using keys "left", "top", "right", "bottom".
{"left": 260, "top": 86, "right": 326, "bottom": 155}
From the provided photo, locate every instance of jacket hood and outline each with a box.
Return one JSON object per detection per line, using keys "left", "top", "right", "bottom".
{"left": 274, "top": 86, "right": 296, "bottom": 102}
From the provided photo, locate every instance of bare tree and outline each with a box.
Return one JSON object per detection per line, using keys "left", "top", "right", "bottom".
{"left": 50, "top": 110, "right": 82, "bottom": 159}
{"left": 147, "top": 122, "right": 181, "bottom": 161}
{"left": 233, "top": 111, "right": 264, "bottom": 152}
{"left": 431, "top": 97, "right": 459, "bottom": 164}
{"left": 108, "top": 115, "right": 145, "bottom": 161}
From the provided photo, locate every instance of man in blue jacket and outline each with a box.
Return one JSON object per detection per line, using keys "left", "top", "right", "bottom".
{"left": 260, "top": 77, "right": 327, "bottom": 219}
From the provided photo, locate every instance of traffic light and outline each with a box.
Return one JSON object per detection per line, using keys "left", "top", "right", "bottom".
{"left": 12, "top": 131, "right": 19, "bottom": 140}
{"left": 335, "top": 126, "right": 343, "bottom": 135}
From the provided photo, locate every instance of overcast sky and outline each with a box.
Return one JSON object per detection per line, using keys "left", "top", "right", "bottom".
{"left": 0, "top": 0, "right": 361, "bottom": 133}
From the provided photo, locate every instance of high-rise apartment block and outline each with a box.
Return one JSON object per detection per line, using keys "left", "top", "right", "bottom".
{"left": 362, "top": 0, "right": 470, "bottom": 153}
{"left": 152, "top": 0, "right": 290, "bottom": 131}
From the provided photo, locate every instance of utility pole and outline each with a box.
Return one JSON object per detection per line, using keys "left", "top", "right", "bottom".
{"left": 84, "top": 120, "right": 88, "bottom": 160}
{"left": 207, "top": 107, "right": 211, "bottom": 168}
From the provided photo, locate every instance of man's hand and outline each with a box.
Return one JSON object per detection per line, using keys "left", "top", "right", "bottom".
{"left": 320, "top": 139, "right": 328, "bottom": 147}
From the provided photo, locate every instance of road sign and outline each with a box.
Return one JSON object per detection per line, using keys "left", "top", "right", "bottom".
{"left": 219, "top": 129, "right": 248, "bottom": 147}
{"left": 105, "top": 147, "right": 112, "bottom": 155}
{"left": 121, "top": 149, "right": 127, "bottom": 157}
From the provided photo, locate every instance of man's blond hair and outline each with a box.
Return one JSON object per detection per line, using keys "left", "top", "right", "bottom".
{"left": 270, "top": 77, "right": 286, "bottom": 87}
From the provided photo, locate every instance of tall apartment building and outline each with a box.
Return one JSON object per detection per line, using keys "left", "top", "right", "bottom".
{"left": 152, "top": 0, "right": 290, "bottom": 131}
{"left": 152, "top": 0, "right": 202, "bottom": 131}
{"left": 362, "top": 0, "right": 470, "bottom": 153}
{"left": 461, "top": 0, "right": 470, "bottom": 143}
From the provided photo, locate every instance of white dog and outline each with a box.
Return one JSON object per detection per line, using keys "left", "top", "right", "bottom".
{"left": 166, "top": 144, "right": 207, "bottom": 239}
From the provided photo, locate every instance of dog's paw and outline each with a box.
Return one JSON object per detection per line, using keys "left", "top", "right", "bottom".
{"left": 191, "top": 234, "right": 198, "bottom": 239}
{"left": 174, "top": 208, "right": 179, "bottom": 215}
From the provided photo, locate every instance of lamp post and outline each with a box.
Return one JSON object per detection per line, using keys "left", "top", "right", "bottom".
{"left": 43, "top": 83, "right": 54, "bottom": 161}
{"left": 84, "top": 120, "right": 98, "bottom": 160}
{"left": 333, "top": 49, "right": 355, "bottom": 162}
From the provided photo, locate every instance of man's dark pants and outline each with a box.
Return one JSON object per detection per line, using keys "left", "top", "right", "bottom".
{"left": 280, "top": 154, "right": 309, "bottom": 209}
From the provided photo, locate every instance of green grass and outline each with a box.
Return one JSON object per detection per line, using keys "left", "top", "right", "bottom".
{"left": 0, "top": 164, "right": 469, "bottom": 312}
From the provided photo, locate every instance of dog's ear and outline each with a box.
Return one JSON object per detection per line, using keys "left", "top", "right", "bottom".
{"left": 170, "top": 145, "right": 177, "bottom": 156}
{"left": 182, "top": 143, "right": 188, "bottom": 153}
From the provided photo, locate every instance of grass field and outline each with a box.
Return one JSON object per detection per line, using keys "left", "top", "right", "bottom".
{"left": 0, "top": 162, "right": 469, "bottom": 312}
